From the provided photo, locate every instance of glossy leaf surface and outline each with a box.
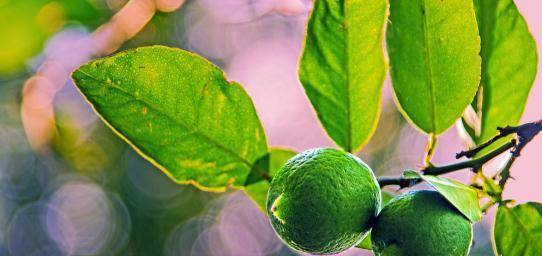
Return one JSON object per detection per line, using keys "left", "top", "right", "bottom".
{"left": 299, "top": 0, "right": 388, "bottom": 152}
{"left": 387, "top": 0, "right": 481, "bottom": 134}
{"left": 403, "top": 170, "right": 482, "bottom": 222}
{"left": 72, "top": 46, "right": 268, "bottom": 191}
{"left": 474, "top": 0, "right": 538, "bottom": 146}
{"left": 494, "top": 202, "right": 542, "bottom": 256}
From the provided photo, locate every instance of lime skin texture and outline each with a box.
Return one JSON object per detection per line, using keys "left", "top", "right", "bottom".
{"left": 266, "top": 148, "right": 381, "bottom": 254}
{"left": 371, "top": 190, "right": 473, "bottom": 256}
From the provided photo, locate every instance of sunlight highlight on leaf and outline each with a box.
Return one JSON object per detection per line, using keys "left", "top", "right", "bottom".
{"left": 72, "top": 46, "right": 268, "bottom": 191}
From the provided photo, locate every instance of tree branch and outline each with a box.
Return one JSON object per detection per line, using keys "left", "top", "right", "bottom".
{"left": 377, "top": 141, "right": 515, "bottom": 188}
{"left": 423, "top": 140, "right": 516, "bottom": 176}
{"left": 377, "top": 119, "right": 542, "bottom": 189}
{"left": 456, "top": 120, "right": 542, "bottom": 159}
{"left": 377, "top": 176, "right": 421, "bottom": 189}
{"left": 455, "top": 126, "right": 517, "bottom": 159}
{"left": 423, "top": 133, "right": 438, "bottom": 166}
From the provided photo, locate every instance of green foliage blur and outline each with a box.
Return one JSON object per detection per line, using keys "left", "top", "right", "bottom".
{"left": 0, "top": 0, "right": 106, "bottom": 76}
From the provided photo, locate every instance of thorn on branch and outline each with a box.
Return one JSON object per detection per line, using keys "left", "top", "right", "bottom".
{"left": 495, "top": 155, "right": 517, "bottom": 189}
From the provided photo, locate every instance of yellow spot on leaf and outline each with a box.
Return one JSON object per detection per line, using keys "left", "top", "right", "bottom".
{"left": 178, "top": 159, "right": 216, "bottom": 170}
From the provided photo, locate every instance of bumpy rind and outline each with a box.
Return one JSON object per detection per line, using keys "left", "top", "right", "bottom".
{"left": 266, "top": 148, "right": 381, "bottom": 254}
{"left": 371, "top": 190, "right": 473, "bottom": 256}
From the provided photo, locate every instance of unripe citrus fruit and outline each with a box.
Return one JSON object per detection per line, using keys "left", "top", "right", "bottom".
{"left": 371, "top": 190, "right": 473, "bottom": 256}
{"left": 266, "top": 148, "right": 381, "bottom": 254}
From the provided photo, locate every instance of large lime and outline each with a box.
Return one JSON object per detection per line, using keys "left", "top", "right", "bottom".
{"left": 266, "top": 148, "right": 381, "bottom": 254}
{"left": 371, "top": 190, "right": 473, "bottom": 256}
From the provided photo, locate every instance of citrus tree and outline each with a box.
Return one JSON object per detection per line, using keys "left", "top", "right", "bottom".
{"left": 70, "top": 0, "right": 540, "bottom": 255}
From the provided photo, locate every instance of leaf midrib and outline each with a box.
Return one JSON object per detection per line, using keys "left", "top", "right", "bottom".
{"left": 76, "top": 69, "right": 257, "bottom": 170}
{"left": 477, "top": 0, "right": 494, "bottom": 143}
{"left": 343, "top": 0, "right": 352, "bottom": 152}
{"left": 421, "top": 0, "right": 437, "bottom": 133}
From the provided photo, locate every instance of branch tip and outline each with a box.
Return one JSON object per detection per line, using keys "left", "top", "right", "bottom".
{"left": 379, "top": 119, "right": 542, "bottom": 189}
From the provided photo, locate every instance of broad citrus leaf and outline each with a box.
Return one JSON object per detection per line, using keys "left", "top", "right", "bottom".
{"left": 72, "top": 46, "right": 268, "bottom": 191}
{"left": 299, "top": 0, "right": 388, "bottom": 152}
{"left": 494, "top": 202, "right": 542, "bottom": 256}
{"left": 474, "top": 0, "right": 538, "bottom": 146}
{"left": 404, "top": 170, "right": 482, "bottom": 222}
{"left": 387, "top": 0, "right": 481, "bottom": 134}
{"left": 356, "top": 191, "right": 396, "bottom": 250}
{"left": 422, "top": 175, "right": 482, "bottom": 222}
{"left": 244, "top": 148, "right": 297, "bottom": 212}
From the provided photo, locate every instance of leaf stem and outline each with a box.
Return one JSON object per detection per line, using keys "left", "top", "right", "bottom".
{"left": 424, "top": 133, "right": 438, "bottom": 166}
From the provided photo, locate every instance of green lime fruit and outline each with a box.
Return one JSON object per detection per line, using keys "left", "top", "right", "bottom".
{"left": 371, "top": 190, "right": 473, "bottom": 256}
{"left": 266, "top": 148, "right": 381, "bottom": 254}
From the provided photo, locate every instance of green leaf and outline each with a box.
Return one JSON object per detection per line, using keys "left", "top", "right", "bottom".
{"left": 421, "top": 175, "right": 482, "bottom": 222}
{"left": 356, "top": 191, "right": 396, "bottom": 250}
{"left": 299, "top": 0, "right": 388, "bottom": 152}
{"left": 494, "top": 202, "right": 542, "bottom": 256}
{"left": 474, "top": 0, "right": 538, "bottom": 145}
{"left": 71, "top": 46, "right": 268, "bottom": 192}
{"left": 387, "top": 0, "right": 481, "bottom": 134}
{"left": 404, "top": 171, "right": 482, "bottom": 222}
{"left": 244, "top": 148, "right": 297, "bottom": 212}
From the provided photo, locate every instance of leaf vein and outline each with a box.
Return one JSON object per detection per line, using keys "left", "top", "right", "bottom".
{"left": 421, "top": 0, "right": 437, "bottom": 132}
{"left": 506, "top": 207, "right": 542, "bottom": 253}
{"left": 76, "top": 69, "right": 256, "bottom": 170}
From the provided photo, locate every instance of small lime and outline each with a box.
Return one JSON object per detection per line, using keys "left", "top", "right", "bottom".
{"left": 266, "top": 148, "right": 381, "bottom": 254}
{"left": 371, "top": 190, "right": 473, "bottom": 256}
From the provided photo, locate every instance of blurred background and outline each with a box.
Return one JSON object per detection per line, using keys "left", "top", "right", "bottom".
{"left": 0, "top": 0, "right": 540, "bottom": 255}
